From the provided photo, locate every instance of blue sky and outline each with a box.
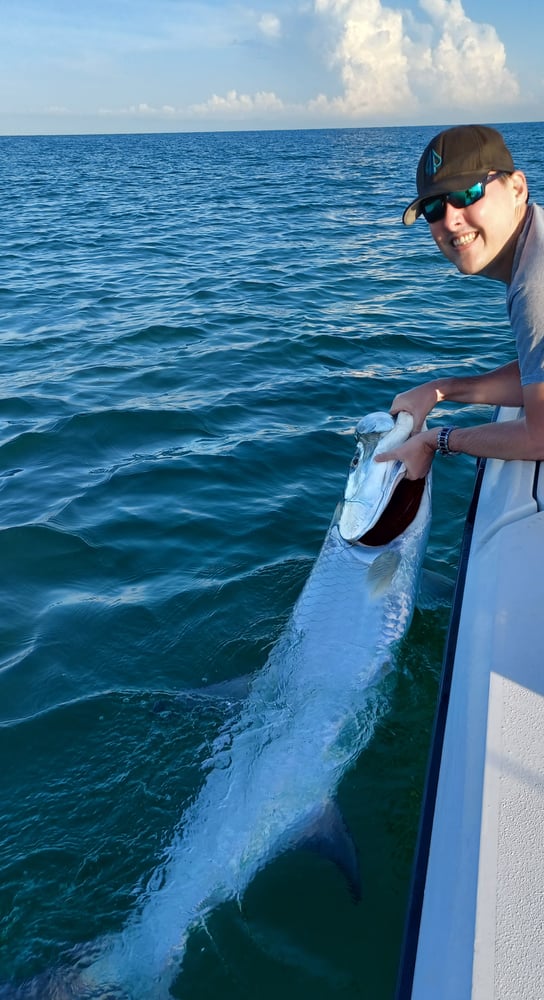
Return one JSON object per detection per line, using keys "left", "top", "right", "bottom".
{"left": 1, "top": 0, "right": 543, "bottom": 135}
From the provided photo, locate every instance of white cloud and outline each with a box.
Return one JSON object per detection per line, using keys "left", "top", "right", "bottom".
{"left": 258, "top": 12, "right": 282, "bottom": 40}
{"left": 190, "top": 0, "right": 519, "bottom": 125}
{"left": 191, "top": 89, "right": 285, "bottom": 116}
{"left": 98, "top": 102, "right": 178, "bottom": 117}
{"left": 312, "top": 0, "right": 519, "bottom": 117}
{"left": 314, "top": 0, "right": 411, "bottom": 113}
{"left": 415, "top": 0, "right": 519, "bottom": 106}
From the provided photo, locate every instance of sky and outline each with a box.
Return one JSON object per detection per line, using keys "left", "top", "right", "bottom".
{"left": 1, "top": 0, "right": 543, "bottom": 135}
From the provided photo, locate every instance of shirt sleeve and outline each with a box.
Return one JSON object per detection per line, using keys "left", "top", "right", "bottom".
{"left": 508, "top": 205, "right": 544, "bottom": 386}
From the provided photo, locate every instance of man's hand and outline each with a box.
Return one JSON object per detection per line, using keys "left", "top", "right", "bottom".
{"left": 389, "top": 384, "right": 444, "bottom": 431}
{"left": 375, "top": 428, "right": 438, "bottom": 480}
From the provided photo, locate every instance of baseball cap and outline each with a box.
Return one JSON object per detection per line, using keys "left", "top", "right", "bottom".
{"left": 402, "top": 124, "right": 516, "bottom": 226}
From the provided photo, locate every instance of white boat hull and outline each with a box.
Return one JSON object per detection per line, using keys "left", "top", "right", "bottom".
{"left": 398, "top": 406, "right": 544, "bottom": 1000}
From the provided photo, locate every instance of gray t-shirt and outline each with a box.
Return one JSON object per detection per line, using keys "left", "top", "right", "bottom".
{"left": 507, "top": 203, "right": 544, "bottom": 385}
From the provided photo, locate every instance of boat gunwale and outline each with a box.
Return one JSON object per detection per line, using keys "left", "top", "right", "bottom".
{"left": 395, "top": 404, "right": 542, "bottom": 999}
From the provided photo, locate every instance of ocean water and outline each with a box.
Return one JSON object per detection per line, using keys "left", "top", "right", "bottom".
{"left": 1, "top": 122, "right": 543, "bottom": 998}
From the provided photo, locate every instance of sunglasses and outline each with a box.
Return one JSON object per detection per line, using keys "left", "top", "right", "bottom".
{"left": 421, "top": 173, "right": 506, "bottom": 224}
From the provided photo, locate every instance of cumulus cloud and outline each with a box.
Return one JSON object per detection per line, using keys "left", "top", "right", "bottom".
{"left": 258, "top": 12, "right": 282, "bottom": 40}
{"left": 313, "top": 0, "right": 519, "bottom": 117}
{"left": 96, "top": 92, "right": 286, "bottom": 123}
{"left": 191, "top": 89, "right": 285, "bottom": 116}
{"left": 191, "top": 0, "right": 518, "bottom": 124}
{"left": 314, "top": 0, "right": 412, "bottom": 113}
{"left": 98, "top": 102, "right": 178, "bottom": 117}
{"left": 95, "top": 0, "right": 520, "bottom": 127}
{"left": 414, "top": 0, "right": 519, "bottom": 106}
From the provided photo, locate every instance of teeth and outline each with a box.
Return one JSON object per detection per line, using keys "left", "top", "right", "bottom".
{"left": 452, "top": 232, "right": 477, "bottom": 248}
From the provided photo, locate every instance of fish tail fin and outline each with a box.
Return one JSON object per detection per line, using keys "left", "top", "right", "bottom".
{"left": 296, "top": 798, "right": 362, "bottom": 903}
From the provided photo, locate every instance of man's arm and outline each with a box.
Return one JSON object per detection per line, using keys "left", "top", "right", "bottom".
{"left": 376, "top": 379, "right": 544, "bottom": 480}
{"left": 389, "top": 361, "right": 524, "bottom": 431}
{"left": 447, "top": 381, "right": 544, "bottom": 459}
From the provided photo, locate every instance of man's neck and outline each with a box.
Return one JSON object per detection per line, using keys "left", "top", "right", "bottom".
{"left": 481, "top": 205, "right": 529, "bottom": 284}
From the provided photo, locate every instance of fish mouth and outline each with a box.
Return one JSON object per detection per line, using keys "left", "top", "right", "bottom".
{"left": 338, "top": 411, "right": 425, "bottom": 545}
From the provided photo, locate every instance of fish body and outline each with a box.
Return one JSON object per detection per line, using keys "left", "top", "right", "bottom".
{"left": 5, "top": 411, "right": 431, "bottom": 999}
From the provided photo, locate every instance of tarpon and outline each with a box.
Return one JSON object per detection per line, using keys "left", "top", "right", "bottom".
{"left": 2, "top": 410, "right": 431, "bottom": 999}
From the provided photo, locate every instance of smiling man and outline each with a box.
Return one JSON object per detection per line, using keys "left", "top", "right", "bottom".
{"left": 376, "top": 124, "right": 544, "bottom": 479}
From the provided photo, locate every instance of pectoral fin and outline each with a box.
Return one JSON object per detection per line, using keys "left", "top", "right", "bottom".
{"left": 152, "top": 674, "right": 254, "bottom": 717}
{"left": 367, "top": 550, "right": 401, "bottom": 597}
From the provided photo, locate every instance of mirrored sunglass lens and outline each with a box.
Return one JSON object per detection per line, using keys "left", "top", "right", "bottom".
{"left": 422, "top": 197, "right": 444, "bottom": 222}
{"left": 448, "top": 182, "right": 485, "bottom": 209}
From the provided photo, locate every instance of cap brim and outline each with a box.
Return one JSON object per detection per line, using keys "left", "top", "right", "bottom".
{"left": 402, "top": 199, "right": 421, "bottom": 226}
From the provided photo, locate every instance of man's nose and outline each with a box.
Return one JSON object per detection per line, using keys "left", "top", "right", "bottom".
{"left": 442, "top": 200, "right": 466, "bottom": 226}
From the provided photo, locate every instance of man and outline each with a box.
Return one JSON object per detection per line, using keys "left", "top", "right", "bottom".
{"left": 375, "top": 123, "right": 544, "bottom": 479}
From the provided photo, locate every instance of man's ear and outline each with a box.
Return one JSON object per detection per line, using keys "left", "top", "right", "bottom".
{"left": 511, "top": 169, "right": 529, "bottom": 205}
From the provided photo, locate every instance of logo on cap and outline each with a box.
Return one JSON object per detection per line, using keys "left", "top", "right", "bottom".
{"left": 425, "top": 148, "right": 442, "bottom": 177}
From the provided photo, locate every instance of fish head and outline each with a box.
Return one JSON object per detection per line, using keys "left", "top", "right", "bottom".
{"left": 339, "top": 411, "right": 417, "bottom": 543}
